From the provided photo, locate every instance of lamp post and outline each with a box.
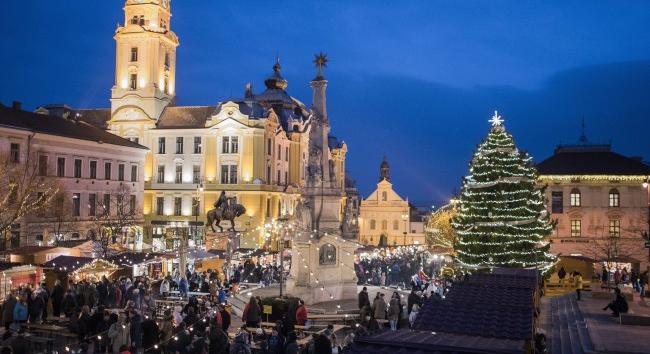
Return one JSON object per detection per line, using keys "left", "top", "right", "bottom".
{"left": 194, "top": 182, "right": 204, "bottom": 248}
{"left": 401, "top": 213, "right": 409, "bottom": 246}
{"left": 276, "top": 216, "right": 290, "bottom": 297}
{"left": 172, "top": 220, "right": 189, "bottom": 278}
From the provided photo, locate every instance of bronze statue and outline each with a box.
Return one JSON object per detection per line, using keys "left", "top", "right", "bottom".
{"left": 206, "top": 192, "right": 246, "bottom": 232}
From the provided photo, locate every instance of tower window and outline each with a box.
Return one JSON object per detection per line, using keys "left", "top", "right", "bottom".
{"left": 130, "top": 47, "right": 138, "bottom": 62}
{"left": 130, "top": 16, "right": 139, "bottom": 25}
{"left": 138, "top": 15, "right": 145, "bottom": 26}
{"left": 164, "top": 53, "right": 170, "bottom": 68}
{"left": 130, "top": 74, "right": 137, "bottom": 90}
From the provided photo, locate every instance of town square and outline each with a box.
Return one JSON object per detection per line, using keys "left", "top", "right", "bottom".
{"left": 0, "top": 1, "right": 649, "bottom": 353}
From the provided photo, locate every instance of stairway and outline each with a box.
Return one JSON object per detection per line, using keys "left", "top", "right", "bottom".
{"left": 543, "top": 294, "right": 596, "bottom": 354}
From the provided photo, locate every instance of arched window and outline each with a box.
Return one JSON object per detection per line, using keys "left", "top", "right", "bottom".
{"left": 609, "top": 189, "right": 620, "bottom": 207}
{"left": 570, "top": 188, "right": 581, "bottom": 207}
{"left": 370, "top": 219, "right": 376, "bottom": 230}
{"left": 392, "top": 220, "right": 399, "bottom": 230}
{"left": 319, "top": 243, "right": 336, "bottom": 265}
{"left": 381, "top": 220, "right": 388, "bottom": 230}
{"left": 381, "top": 191, "right": 387, "bottom": 201}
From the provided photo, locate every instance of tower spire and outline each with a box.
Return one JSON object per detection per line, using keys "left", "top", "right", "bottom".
{"left": 578, "top": 117, "right": 588, "bottom": 144}
{"left": 379, "top": 156, "right": 390, "bottom": 182}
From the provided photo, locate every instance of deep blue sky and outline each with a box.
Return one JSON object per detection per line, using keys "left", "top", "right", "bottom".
{"left": 1, "top": 1, "right": 650, "bottom": 208}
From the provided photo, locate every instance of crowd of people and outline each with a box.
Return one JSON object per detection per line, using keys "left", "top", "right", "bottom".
{"left": 231, "top": 260, "right": 283, "bottom": 287}
{"left": 354, "top": 247, "right": 438, "bottom": 288}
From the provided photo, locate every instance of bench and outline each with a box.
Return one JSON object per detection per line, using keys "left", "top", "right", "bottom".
{"left": 620, "top": 313, "right": 650, "bottom": 326}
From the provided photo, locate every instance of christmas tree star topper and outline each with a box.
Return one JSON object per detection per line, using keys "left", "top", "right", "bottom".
{"left": 489, "top": 110, "right": 504, "bottom": 126}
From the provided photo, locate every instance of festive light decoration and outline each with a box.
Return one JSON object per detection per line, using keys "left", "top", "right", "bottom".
{"left": 452, "top": 113, "right": 555, "bottom": 271}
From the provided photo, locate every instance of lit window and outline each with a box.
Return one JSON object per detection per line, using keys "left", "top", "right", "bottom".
{"left": 609, "top": 189, "right": 620, "bottom": 207}
{"left": 609, "top": 219, "right": 620, "bottom": 237}
{"left": 570, "top": 220, "right": 581, "bottom": 237}
{"left": 570, "top": 188, "right": 581, "bottom": 207}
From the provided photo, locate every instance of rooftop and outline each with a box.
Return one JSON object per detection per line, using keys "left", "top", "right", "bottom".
{"left": 536, "top": 144, "right": 650, "bottom": 176}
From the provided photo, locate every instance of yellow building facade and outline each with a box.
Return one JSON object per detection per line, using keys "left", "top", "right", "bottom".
{"left": 77, "top": 0, "right": 348, "bottom": 249}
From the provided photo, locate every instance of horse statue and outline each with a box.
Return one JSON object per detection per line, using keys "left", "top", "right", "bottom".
{"left": 206, "top": 193, "right": 246, "bottom": 232}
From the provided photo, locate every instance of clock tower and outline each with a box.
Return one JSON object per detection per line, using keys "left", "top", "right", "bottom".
{"left": 110, "top": 0, "right": 179, "bottom": 127}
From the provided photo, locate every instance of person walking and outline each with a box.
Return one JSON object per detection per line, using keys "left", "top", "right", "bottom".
{"left": 358, "top": 287, "right": 370, "bottom": 310}
{"left": 388, "top": 297, "right": 400, "bottom": 331}
{"left": 640, "top": 270, "right": 649, "bottom": 297}
{"left": 108, "top": 313, "right": 131, "bottom": 354}
{"left": 50, "top": 280, "right": 64, "bottom": 317}
{"left": 295, "top": 299, "right": 308, "bottom": 326}
{"left": 558, "top": 267, "right": 567, "bottom": 287}
{"left": 242, "top": 297, "right": 261, "bottom": 327}
{"left": 373, "top": 293, "right": 387, "bottom": 320}
{"left": 2, "top": 293, "right": 16, "bottom": 331}
{"left": 575, "top": 272, "right": 583, "bottom": 300}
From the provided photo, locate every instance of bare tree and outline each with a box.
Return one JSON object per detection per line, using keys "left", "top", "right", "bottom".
{"left": 90, "top": 184, "right": 141, "bottom": 256}
{"left": 0, "top": 139, "right": 58, "bottom": 248}
{"left": 425, "top": 208, "right": 457, "bottom": 254}
{"left": 45, "top": 190, "right": 76, "bottom": 245}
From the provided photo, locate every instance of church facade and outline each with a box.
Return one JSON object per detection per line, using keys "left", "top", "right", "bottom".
{"left": 39, "top": 0, "right": 349, "bottom": 250}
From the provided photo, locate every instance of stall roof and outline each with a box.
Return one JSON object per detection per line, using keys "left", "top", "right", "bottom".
{"left": 108, "top": 252, "right": 171, "bottom": 267}
{"left": 42, "top": 255, "right": 94, "bottom": 270}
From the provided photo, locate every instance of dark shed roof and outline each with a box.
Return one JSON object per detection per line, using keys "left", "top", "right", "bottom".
{"left": 536, "top": 145, "right": 650, "bottom": 175}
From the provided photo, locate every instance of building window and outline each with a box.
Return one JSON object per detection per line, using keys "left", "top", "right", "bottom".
{"left": 74, "top": 159, "right": 82, "bottom": 178}
{"left": 193, "top": 137, "right": 201, "bottom": 154}
{"left": 38, "top": 155, "right": 48, "bottom": 176}
{"left": 130, "top": 47, "right": 138, "bottom": 62}
{"left": 285, "top": 147, "right": 289, "bottom": 162}
{"left": 393, "top": 220, "right": 399, "bottom": 230}
{"left": 157, "top": 165, "right": 165, "bottom": 183}
{"left": 381, "top": 191, "right": 387, "bottom": 201}
{"left": 90, "top": 161, "right": 97, "bottom": 179}
{"left": 156, "top": 197, "right": 164, "bottom": 216}
{"left": 104, "top": 162, "right": 112, "bottom": 180}
{"left": 609, "top": 189, "right": 620, "bottom": 207}
{"left": 609, "top": 219, "right": 620, "bottom": 237}
{"left": 551, "top": 191, "right": 563, "bottom": 213}
{"left": 193, "top": 165, "right": 201, "bottom": 184}
{"left": 381, "top": 220, "right": 388, "bottom": 230}
{"left": 131, "top": 165, "right": 138, "bottom": 182}
{"left": 158, "top": 137, "right": 166, "bottom": 154}
{"left": 174, "top": 197, "right": 182, "bottom": 216}
{"left": 138, "top": 15, "right": 145, "bottom": 25}
{"left": 118, "top": 164, "right": 125, "bottom": 181}
{"left": 130, "top": 74, "right": 137, "bottom": 90}
{"left": 130, "top": 16, "right": 139, "bottom": 25}
{"left": 284, "top": 171, "right": 288, "bottom": 185}
{"left": 88, "top": 193, "right": 96, "bottom": 216}
{"left": 221, "top": 165, "right": 238, "bottom": 184}
{"left": 267, "top": 139, "right": 272, "bottom": 155}
{"left": 266, "top": 198, "right": 271, "bottom": 217}
{"left": 267, "top": 166, "right": 271, "bottom": 184}
{"left": 570, "top": 188, "right": 581, "bottom": 207}
{"left": 164, "top": 52, "right": 170, "bottom": 68}
{"left": 570, "top": 220, "right": 581, "bottom": 237}
{"left": 277, "top": 145, "right": 281, "bottom": 159}
{"left": 370, "top": 220, "right": 376, "bottom": 230}
{"left": 10, "top": 143, "right": 19, "bottom": 163}
{"left": 277, "top": 170, "right": 281, "bottom": 185}
{"left": 72, "top": 193, "right": 81, "bottom": 216}
{"left": 103, "top": 194, "right": 111, "bottom": 215}
{"left": 222, "top": 136, "right": 239, "bottom": 154}
{"left": 57, "top": 157, "right": 65, "bottom": 177}
{"left": 192, "top": 197, "right": 199, "bottom": 216}
{"left": 175, "top": 164, "right": 182, "bottom": 184}
{"left": 176, "top": 137, "right": 183, "bottom": 154}
{"left": 130, "top": 195, "right": 136, "bottom": 214}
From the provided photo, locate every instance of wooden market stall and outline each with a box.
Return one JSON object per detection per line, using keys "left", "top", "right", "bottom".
{"left": 0, "top": 265, "right": 44, "bottom": 299}
{"left": 70, "top": 259, "right": 121, "bottom": 282}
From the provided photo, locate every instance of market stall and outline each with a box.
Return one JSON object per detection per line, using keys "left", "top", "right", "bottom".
{"left": 0, "top": 265, "right": 44, "bottom": 299}
{"left": 70, "top": 259, "right": 121, "bottom": 282}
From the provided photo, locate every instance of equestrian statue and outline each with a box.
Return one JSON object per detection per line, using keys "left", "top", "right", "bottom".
{"left": 206, "top": 191, "right": 246, "bottom": 232}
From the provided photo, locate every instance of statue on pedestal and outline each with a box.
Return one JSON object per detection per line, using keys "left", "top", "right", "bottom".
{"left": 206, "top": 191, "right": 246, "bottom": 232}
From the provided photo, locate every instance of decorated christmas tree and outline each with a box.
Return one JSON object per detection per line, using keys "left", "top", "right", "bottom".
{"left": 452, "top": 112, "right": 555, "bottom": 271}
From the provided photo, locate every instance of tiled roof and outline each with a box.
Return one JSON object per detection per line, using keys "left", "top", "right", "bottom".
{"left": 0, "top": 104, "right": 146, "bottom": 150}
{"left": 156, "top": 106, "right": 216, "bottom": 129}
{"left": 536, "top": 145, "right": 650, "bottom": 175}
{"left": 75, "top": 108, "right": 111, "bottom": 129}
{"left": 347, "top": 330, "right": 525, "bottom": 354}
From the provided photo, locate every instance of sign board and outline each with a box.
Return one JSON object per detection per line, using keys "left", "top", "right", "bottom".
{"left": 263, "top": 305, "right": 273, "bottom": 315}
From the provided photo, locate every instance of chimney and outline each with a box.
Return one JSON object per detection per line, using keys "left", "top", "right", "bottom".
{"left": 12, "top": 101, "right": 22, "bottom": 110}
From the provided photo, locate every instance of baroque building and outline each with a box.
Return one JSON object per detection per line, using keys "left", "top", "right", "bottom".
{"left": 0, "top": 102, "right": 147, "bottom": 249}
{"left": 537, "top": 143, "right": 650, "bottom": 272}
{"left": 47, "top": 0, "right": 349, "bottom": 250}
{"left": 358, "top": 157, "right": 425, "bottom": 246}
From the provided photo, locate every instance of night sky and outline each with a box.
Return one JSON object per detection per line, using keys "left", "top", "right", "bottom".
{"left": 1, "top": 1, "right": 649, "bottom": 208}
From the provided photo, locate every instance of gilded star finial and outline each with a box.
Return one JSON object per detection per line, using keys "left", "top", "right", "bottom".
{"left": 489, "top": 110, "right": 504, "bottom": 126}
{"left": 313, "top": 52, "right": 328, "bottom": 79}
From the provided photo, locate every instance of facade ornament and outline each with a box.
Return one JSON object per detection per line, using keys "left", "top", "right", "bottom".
{"left": 206, "top": 191, "right": 246, "bottom": 232}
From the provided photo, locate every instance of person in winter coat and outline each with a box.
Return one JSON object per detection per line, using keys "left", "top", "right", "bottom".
{"left": 77, "top": 305, "right": 92, "bottom": 341}
{"left": 409, "top": 304, "right": 419, "bottom": 328}
{"left": 295, "top": 299, "right": 308, "bottom": 326}
{"left": 12, "top": 295, "right": 28, "bottom": 330}
{"left": 95, "top": 310, "right": 112, "bottom": 354}
{"left": 108, "top": 314, "right": 131, "bottom": 354}
{"left": 50, "top": 280, "right": 64, "bottom": 317}
{"left": 313, "top": 334, "right": 332, "bottom": 354}
{"left": 128, "top": 309, "right": 143, "bottom": 352}
{"left": 242, "top": 297, "right": 261, "bottom": 327}
{"left": 358, "top": 287, "right": 370, "bottom": 310}
{"left": 407, "top": 289, "right": 421, "bottom": 314}
{"left": 62, "top": 289, "right": 77, "bottom": 318}
{"left": 220, "top": 305, "right": 231, "bottom": 332}
{"left": 208, "top": 322, "right": 229, "bottom": 354}
{"left": 179, "top": 277, "right": 189, "bottom": 298}
{"left": 159, "top": 310, "right": 174, "bottom": 352}
{"left": 388, "top": 297, "right": 400, "bottom": 331}
{"left": 28, "top": 292, "right": 44, "bottom": 324}
{"left": 264, "top": 327, "right": 285, "bottom": 354}
{"left": 160, "top": 278, "right": 170, "bottom": 297}
{"left": 2, "top": 293, "right": 16, "bottom": 331}
{"left": 283, "top": 331, "right": 299, "bottom": 354}
{"left": 141, "top": 316, "right": 160, "bottom": 350}
{"left": 229, "top": 327, "right": 251, "bottom": 354}
{"left": 373, "top": 293, "right": 387, "bottom": 320}
{"left": 602, "top": 288, "right": 629, "bottom": 316}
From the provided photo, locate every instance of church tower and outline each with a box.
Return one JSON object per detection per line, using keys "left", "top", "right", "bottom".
{"left": 110, "top": 0, "right": 179, "bottom": 123}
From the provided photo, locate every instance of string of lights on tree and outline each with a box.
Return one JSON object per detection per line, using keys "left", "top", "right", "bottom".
{"left": 451, "top": 111, "right": 555, "bottom": 272}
